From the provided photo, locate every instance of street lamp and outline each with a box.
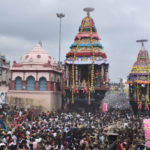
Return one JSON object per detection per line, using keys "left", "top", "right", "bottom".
{"left": 56, "top": 13, "right": 65, "bottom": 63}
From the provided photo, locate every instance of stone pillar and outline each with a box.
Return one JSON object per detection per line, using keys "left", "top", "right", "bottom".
{"left": 36, "top": 72, "right": 38, "bottom": 81}
{"left": 23, "top": 71, "right": 25, "bottom": 80}
{"left": 35, "top": 72, "right": 39, "bottom": 91}
{"left": 51, "top": 82, "right": 54, "bottom": 91}
{"left": 36, "top": 81, "right": 39, "bottom": 91}
{"left": 48, "top": 72, "right": 51, "bottom": 91}
{"left": 11, "top": 80, "right": 15, "bottom": 90}
{"left": 47, "top": 81, "right": 51, "bottom": 91}
{"left": 23, "top": 81, "right": 26, "bottom": 90}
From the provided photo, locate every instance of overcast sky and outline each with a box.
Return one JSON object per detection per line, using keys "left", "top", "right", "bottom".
{"left": 0, "top": 0, "right": 150, "bottom": 82}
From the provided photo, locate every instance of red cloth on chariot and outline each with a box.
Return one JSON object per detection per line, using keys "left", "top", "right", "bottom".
{"left": 83, "top": 86, "right": 88, "bottom": 94}
{"left": 75, "top": 87, "right": 79, "bottom": 94}
{"left": 145, "top": 103, "right": 149, "bottom": 110}
{"left": 138, "top": 103, "right": 142, "bottom": 109}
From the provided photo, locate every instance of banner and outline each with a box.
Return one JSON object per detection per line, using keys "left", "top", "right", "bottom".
{"left": 143, "top": 119, "right": 150, "bottom": 148}
{"left": 103, "top": 103, "right": 108, "bottom": 112}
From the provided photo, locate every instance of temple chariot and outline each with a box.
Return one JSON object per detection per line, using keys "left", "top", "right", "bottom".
{"left": 63, "top": 8, "right": 109, "bottom": 111}
{"left": 127, "top": 40, "right": 150, "bottom": 114}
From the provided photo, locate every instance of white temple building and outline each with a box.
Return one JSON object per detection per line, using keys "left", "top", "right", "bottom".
{"left": 7, "top": 42, "right": 62, "bottom": 112}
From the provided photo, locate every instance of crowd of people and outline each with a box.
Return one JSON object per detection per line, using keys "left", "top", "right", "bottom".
{"left": 0, "top": 104, "right": 147, "bottom": 150}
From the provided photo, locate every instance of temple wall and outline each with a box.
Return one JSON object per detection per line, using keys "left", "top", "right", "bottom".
{"left": 12, "top": 72, "right": 60, "bottom": 82}
{"left": 0, "top": 86, "right": 9, "bottom": 92}
{"left": 12, "top": 72, "right": 23, "bottom": 80}
{"left": 38, "top": 72, "right": 49, "bottom": 81}
{"left": 24, "top": 72, "right": 36, "bottom": 80}
{"left": 7, "top": 90, "right": 62, "bottom": 112}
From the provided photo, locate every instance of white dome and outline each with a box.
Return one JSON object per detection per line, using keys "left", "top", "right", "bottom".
{"left": 20, "top": 43, "right": 56, "bottom": 65}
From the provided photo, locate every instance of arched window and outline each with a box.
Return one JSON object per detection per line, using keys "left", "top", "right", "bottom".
{"left": 15, "top": 77, "right": 22, "bottom": 90}
{"left": 39, "top": 77, "right": 47, "bottom": 91}
{"left": 26, "top": 76, "right": 35, "bottom": 91}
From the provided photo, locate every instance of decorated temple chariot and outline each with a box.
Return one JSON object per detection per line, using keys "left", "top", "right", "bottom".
{"left": 63, "top": 8, "right": 109, "bottom": 111}
{"left": 127, "top": 40, "right": 150, "bottom": 113}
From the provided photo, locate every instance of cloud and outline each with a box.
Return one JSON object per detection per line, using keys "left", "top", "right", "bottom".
{"left": 0, "top": 0, "right": 150, "bottom": 82}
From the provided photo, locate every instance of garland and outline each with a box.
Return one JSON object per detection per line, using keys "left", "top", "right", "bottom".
{"left": 66, "top": 52, "right": 107, "bottom": 58}
{"left": 70, "top": 43, "right": 103, "bottom": 49}
{"left": 88, "top": 16, "right": 95, "bottom": 104}
{"left": 137, "top": 59, "right": 139, "bottom": 102}
{"left": 79, "top": 26, "right": 97, "bottom": 32}
{"left": 147, "top": 59, "right": 149, "bottom": 102}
